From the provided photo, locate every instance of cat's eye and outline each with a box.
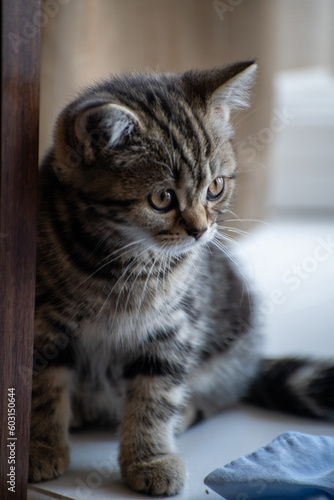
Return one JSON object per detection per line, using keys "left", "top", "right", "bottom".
{"left": 148, "top": 189, "right": 176, "bottom": 212}
{"left": 207, "top": 177, "right": 225, "bottom": 201}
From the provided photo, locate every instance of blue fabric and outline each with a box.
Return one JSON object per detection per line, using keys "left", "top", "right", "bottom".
{"left": 204, "top": 432, "right": 334, "bottom": 499}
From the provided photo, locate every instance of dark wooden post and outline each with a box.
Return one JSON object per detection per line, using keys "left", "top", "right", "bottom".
{"left": 0, "top": 1, "right": 40, "bottom": 499}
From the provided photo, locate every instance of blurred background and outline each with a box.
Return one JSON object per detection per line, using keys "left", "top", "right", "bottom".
{"left": 40, "top": 0, "right": 334, "bottom": 223}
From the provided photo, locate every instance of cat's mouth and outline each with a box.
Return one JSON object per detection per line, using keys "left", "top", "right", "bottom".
{"left": 155, "top": 227, "right": 214, "bottom": 256}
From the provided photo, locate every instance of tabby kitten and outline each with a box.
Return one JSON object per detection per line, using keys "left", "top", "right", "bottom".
{"left": 29, "top": 61, "right": 334, "bottom": 496}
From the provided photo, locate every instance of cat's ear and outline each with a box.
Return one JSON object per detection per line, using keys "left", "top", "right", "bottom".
{"left": 181, "top": 61, "right": 257, "bottom": 136}
{"left": 208, "top": 62, "right": 257, "bottom": 124}
{"left": 74, "top": 103, "right": 141, "bottom": 160}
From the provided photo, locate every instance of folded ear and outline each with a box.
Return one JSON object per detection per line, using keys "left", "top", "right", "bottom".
{"left": 181, "top": 61, "right": 257, "bottom": 137}
{"left": 74, "top": 103, "right": 141, "bottom": 160}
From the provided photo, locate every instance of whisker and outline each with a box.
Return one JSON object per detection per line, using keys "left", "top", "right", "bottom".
{"left": 210, "top": 237, "right": 252, "bottom": 297}
{"left": 216, "top": 225, "right": 251, "bottom": 239}
{"left": 221, "top": 216, "right": 275, "bottom": 231}
{"left": 127, "top": 252, "right": 157, "bottom": 314}
{"left": 74, "top": 238, "right": 146, "bottom": 289}
{"left": 96, "top": 247, "right": 149, "bottom": 319}
{"left": 214, "top": 231, "right": 242, "bottom": 247}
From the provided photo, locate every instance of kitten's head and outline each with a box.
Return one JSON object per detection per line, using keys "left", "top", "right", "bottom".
{"left": 53, "top": 61, "right": 256, "bottom": 256}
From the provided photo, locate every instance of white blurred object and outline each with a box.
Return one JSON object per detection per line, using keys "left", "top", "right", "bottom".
{"left": 269, "top": 66, "right": 334, "bottom": 213}
{"left": 236, "top": 217, "right": 334, "bottom": 357}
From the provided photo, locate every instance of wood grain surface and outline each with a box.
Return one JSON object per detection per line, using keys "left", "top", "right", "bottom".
{"left": 0, "top": 1, "right": 40, "bottom": 498}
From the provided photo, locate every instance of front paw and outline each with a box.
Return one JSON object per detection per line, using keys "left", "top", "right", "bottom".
{"left": 121, "top": 454, "right": 186, "bottom": 496}
{"left": 29, "top": 441, "right": 70, "bottom": 482}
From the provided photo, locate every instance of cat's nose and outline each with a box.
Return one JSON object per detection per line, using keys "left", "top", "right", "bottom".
{"left": 186, "top": 227, "right": 208, "bottom": 241}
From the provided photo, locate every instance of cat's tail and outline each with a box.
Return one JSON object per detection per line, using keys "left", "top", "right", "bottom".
{"left": 244, "top": 357, "right": 334, "bottom": 420}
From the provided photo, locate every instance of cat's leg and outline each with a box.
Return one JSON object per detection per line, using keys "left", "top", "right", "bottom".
{"left": 29, "top": 366, "right": 72, "bottom": 482}
{"left": 119, "top": 379, "right": 186, "bottom": 496}
{"left": 119, "top": 334, "right": 190, "bottom": 496}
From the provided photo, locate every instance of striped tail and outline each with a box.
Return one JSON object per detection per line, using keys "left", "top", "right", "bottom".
{"left": 245, "top": 357, "right": 334, "bottom": 420}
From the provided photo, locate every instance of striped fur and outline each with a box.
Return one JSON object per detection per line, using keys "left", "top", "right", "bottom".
{"left": 29, "top": 62, "right": 333, "bottom": 496}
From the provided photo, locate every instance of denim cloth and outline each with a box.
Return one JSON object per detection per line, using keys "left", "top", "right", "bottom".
{"left": 204, "top": 432, "right": 334, "bottom": 499}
